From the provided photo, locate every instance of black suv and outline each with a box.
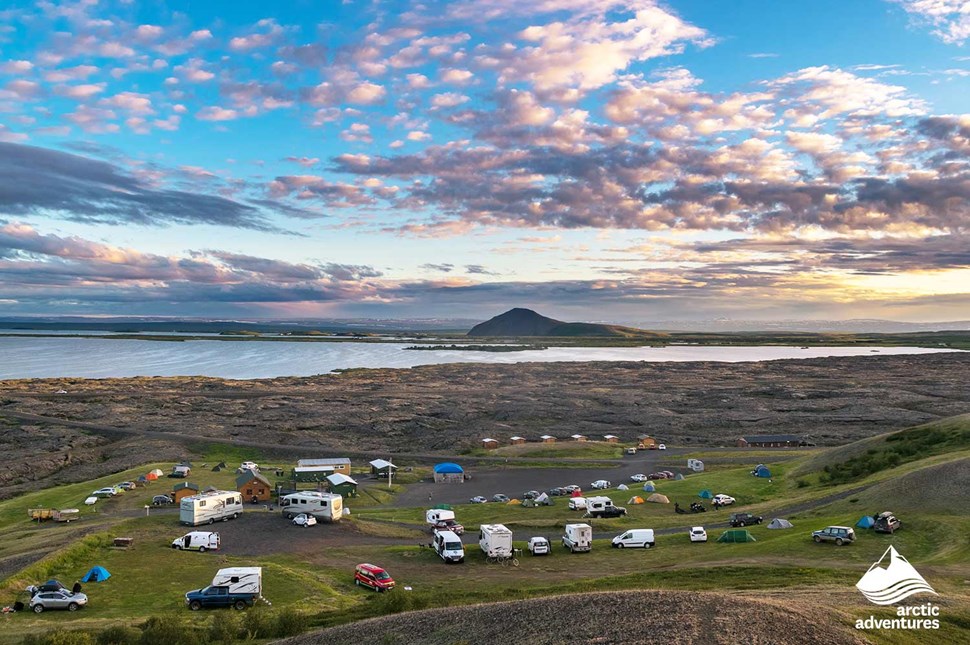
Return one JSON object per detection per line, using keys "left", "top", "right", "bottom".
{"left": 729, "top": 513, "right": 763, "bottom": 527}
{"left": 873, "top": 512, "right": 901, "bottom": 534}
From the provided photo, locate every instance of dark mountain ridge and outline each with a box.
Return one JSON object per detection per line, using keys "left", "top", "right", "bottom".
{"left": 467, "top": 308, "right": 665, "bottom": 338}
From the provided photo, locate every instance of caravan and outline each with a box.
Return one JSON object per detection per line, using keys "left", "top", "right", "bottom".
{"left": 280, "top": 491, "right": 343, "bottom": 522}
{"left": 180, "top": 491, "right": 243, "bottom": 526}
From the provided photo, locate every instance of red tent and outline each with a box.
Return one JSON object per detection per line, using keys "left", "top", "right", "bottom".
{"left": 571, "top": 489, "right": 582, "bottom": 497}
{"left": 145, "top": 472, "right": 158, "bottom": 481}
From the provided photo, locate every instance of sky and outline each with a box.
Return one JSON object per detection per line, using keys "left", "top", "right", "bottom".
{"left": 0, "top": 0, "right": 967, "bottom": 323}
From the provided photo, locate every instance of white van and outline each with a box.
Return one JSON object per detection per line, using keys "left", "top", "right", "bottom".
{"left": 172, "top": 531, "right": 220, "bottom": 552}
{"left": 432, "top": 529, "right": 465, "bottom": 563}
{"left": 568, "top": 497, "right": 588, "bottom": 510}
{"left": 562, "top": 523, "right": 592, "bottom": 553}
{"left": 479, "top": 524, "right": 513, "bottom": 558}
{"left": 611, "top": 529, "right": 655, "bottom": 549}
{"left": 280, "top": 491, "right": 343, "bottom": 522}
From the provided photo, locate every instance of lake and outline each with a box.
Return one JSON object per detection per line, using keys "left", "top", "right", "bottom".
{"left": 0, "top": 336, "right": 957, "bottom": 379}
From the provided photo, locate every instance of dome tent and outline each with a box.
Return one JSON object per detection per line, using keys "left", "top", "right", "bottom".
{"left": 81, "top": 566, "right": 111, "bottom": 582}
{"left": 754, "top": 465, "right": 771, "bottom": 478}
{"left": 642, "top": 483, "right": 656, "bottom": 492}
{"left": 856, "top": 515, "right": 876, "bottom": 528}
{"left": 767, "top": 518, "right": 794, "bottom": 529}
{"left": 646, "top": 493, "right": 669, "bottom": 504}
{"left": 698, "top": 490, "right": 713, "bottom": 499}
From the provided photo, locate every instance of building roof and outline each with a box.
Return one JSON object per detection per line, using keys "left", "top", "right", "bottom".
{"left": 540, "top": 434, "right": 555, "bottom": 439}
{"left": 510, "top": 436, "right": 525, "bottom": 441}
{"left": 603, "top": 434, "right": 618, "bottom": 439}
{"left": 326, "top": 473, "right": 358, "bottom": 487}
{"left": 369, "top": 459, "right": 397, "bottom": 470}
{"left": 236, "top": 471, "right": 273, "bottom": 489}
{"left": 294, "top": 465, "right": 335, "bottom": 473}
{"left": 570, "top": 434, "right": 586, "bottom": 439}
{"left": 740, "top": 434, "right": 803, "bottom": 443}
{"left": 173, "top": 482, "right": 199, "bottom": 491}
{"left": 481, "top": 437, "right": 497, "bottom": 442}
{"left": 297, "top": 458, "right": 350, "bottom": 467}
{"left": 433, "top": 462, "right": 464, "bottom": 474}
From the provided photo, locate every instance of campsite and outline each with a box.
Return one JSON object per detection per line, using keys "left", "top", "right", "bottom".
{"left": 0, "top": 412, "right": 967, "bottom": 644}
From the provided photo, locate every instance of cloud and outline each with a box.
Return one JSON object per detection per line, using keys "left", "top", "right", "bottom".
{"left": 196, "top": 106, "right": 239, "bottom": 121}
{"left": 0, "top": 142, "right": 284, "bottom": 230}
{"left": 53, "top": 83, "right": 106, "bottom": 99}
{"left": 228, "top": 18, "right": 286, "bottom": 51}
{"left": 890, "top": 0, "right": 970, "bottom": 44}
{"left": 421, "top": 263, "right": 455, "bottom": 272}
{"left": 0, "top": 60, "right": 34, "bottom": 73}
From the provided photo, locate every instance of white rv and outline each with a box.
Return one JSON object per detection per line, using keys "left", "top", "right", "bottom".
{"left": 687, "top": 458, "right": 705, "bottom": 472}
{"left": 180, "top": 490, "right": 243, "bottom": 526}
{"left": 562, "top": 523, "right": 592, "bottom": 553}
{"left": 568, "top": 497, "right": 588, "bottom": 510}
{"left": 172, "top": 531, "right": 220, "bottom": 552}
{"left": 432, "top": 529, "right": 465, "bottom": 563}
{"left": 280, "top": 491, "right": 343, "bottom": 522}
{"left": 479, "top": 524, "right": 513, "bottom": 558}
{"left": 426, "top": 509, "right": 455, "bottom": 525}
{"left": 212, "top": 567, "right": 261, "bottom": 595}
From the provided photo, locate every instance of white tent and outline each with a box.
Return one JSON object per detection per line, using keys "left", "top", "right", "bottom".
{"left": 617, "top": 484, "right": 629, "bottom": 490}
{"left": 767, "top": 518, "right": 794, "bottom": 529}
{"left": 149, "top": 468, "right": 164, "bottom": 477}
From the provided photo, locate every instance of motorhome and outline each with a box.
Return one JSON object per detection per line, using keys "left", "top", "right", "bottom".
{"left": 426, "top": 509, "right": 455, "bottom": 525}
{"left": 211, "top": 567, "right": 261, "bottom": 594}
{"left": 172, "top": 531, "right": 220, "bottom": 552}
{"left": 179, "top": 490, "right": 243, "bottom": 526}
{"left": 562, "top": 523, "right": 592, "bottom": 553}
{"left": 611, "top": 529, "right": 655, "bottom": 548}
{"left": 280, "top": 491, "right": 343, "bottom": 522}
{"left": 432, "top": 529, "right": 465, "bottom": 563}
{"left": 479, "top": 524, "right": 513, "bottom": 558}
{"left": 184, "top": 567, "right": 261, "bottom": 610}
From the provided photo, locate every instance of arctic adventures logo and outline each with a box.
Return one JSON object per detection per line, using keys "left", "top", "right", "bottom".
{"left": 855, "top": 546, "right": 940, "bottom": 631}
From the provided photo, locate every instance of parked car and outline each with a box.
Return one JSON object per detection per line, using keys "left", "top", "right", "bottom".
{"left": 152, "top": 494, "right": 174, "bottom": 506}
{"left": 527, "top": 537, "right": 551, "bottom": 555}
{"left": 240, "top": 461, "right": 259, "bottom": 472}
{"left": 712, "top": 494, "right": 735, "bottom": 506}
{"left": 292, "top": 513, "right": 317, "bottom": 527}
{"left": 431, "top": 519, "right": 464, "bottom": 535}
{"left": 630, "top": 474, "right": 647, "bottom": 482}
{"left": 589, "top": 505, "right": 627, "bottom": 519}
{"left": 689, "top": 526, "right": 707, "bottom": 543}
{"left": 563, "top": 485, "right": 581, "bottom": 493}
{"left": 354, "top": 563, "right": 394, "bottom": 592}
{"left": 29, "top": 591, "right": 88, "bottom": 613}
{"left": 92, "top": 487, "right": 116, "bottom": 498}
{"left": 492, "top": 494, "right": 510, "bottom": 503}
{"left": 729, "top": 513, "right": 763, "bottom": 527}
{"left": 117, "top": 481, "right": 136, "bottom": 491}
{"left": 469, "top": 496, "right": 487, "bottom": 504}
{"left": 522, "top": 490, "right": 540, "bottom": 500}
{"left": 660, "top": 471, "right": 675, "bottom": 478}
{"left": 873, "top": 512, "right": 901, "bottom": 534}
{"left": 647, "top": 473, "right": 665, "bottom": 480}
{"left": 812, "top": 526, "right": 855, "bottom": 545}
{"left": 658, "top": 444, "right": 667, "bottom": 450}
{"left": 548, "top": 487, "right": 567, "bottom": 496}
{"left": 590, "top": 480, "right": 611, "bottom": 490}
{"left": 625, "top": 447, "right": 637, "bottom": 455}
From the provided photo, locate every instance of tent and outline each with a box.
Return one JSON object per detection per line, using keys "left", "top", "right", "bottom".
{"left": 717, "top": 529, "right": 756, "bottom": 543}
{"left": 211, "top": 465, "right": 222, "bottom": 472}
{"left": 754, "top": 465, "right": 771, "bottom": 478}
{"left": 617, "top": 484, "right": 629, "bottom": 490}
{"left": 81, "top": 566, "right": 111, "bottom": 582}
{"left": 535, "top": 493, "right": 551, "bottom": 505}
{"left": 136, "top": 475, "right": 148, "bottom": 484}
{"left": 642, "top": 483, "right": 656, "bottom": 492}
{"left": 674, "top": 473, "right": 685, "bottom": 481}
{"left": 767, "top": 518, "right": 794, "bottom": 529}
{"left": 432, "top": 504, "right": 453, "bottom": 510}
{"left": 571, "top": 489, "right": 583, "bottom": 498}
{"left": 149, "top": 469, "right": 164, "bottom": 477}
{"left": 145, "top": 472, "right": 158, "bottom": 481}
{"left": 506, "top": 498, "right": 521, "bottom": 505}
{"left": 628, "top": 496, "right": 645, "bottom": 504}
{"left": 646, "top": 493, "right": 670, "bottom": 504}
{"left": 521, "top": 499, "right": 537, "bottom": 508}
{"left": 856, "top": 515, "right": 875, "bottom": 528}
{"left": 215, "top": 461, "right": 227, "bottom": 469}
{"left": 698, "top": 490, "right": 713, "bottom": 499}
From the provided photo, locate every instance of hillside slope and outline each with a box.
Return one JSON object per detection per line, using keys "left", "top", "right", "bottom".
{"left": 467, "top": 308, "right": 665, "bottom": 338}
{"left": 280, "top": 590, "right": 865, "bottom": 645}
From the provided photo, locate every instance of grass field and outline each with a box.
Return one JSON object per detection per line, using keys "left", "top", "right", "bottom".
{"left": 1, "top": 421, "right": 968, "bottom": 644}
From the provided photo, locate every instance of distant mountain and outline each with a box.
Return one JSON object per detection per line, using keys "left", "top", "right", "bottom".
{"left": 467, "top": 308, "right": 664, "bottom": 338}
{"left": 626, "top": 319, "right": 970, "bottom": 333}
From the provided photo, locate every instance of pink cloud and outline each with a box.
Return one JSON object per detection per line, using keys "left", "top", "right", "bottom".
{"left": 196, "top": 106, "right": 239, "bottom": 121}
{"left": 54, "top": 83, "right": 106, "bottom": 99}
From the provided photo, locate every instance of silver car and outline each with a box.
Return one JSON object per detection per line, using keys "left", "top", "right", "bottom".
{"left": 29, "top": 590, "right": 88, "bottom": 613}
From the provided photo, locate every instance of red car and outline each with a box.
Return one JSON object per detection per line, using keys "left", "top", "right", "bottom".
{"left": 354, "top": 563, "right": 395, "bottom": 592}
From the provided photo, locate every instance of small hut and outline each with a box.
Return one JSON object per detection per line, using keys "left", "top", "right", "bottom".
{"left": 509, "top": 436, "right": 526, "bottom": 445}
{"left": 481, "top": 438, "right": 499, "bottom": 450}
{"left": 171, "top": 482, "right": 199, "bottom": 503}
{"left": 327, "top": 473, "right": 359, "bottom": 498}
{"left": 540, "top": 435, "right": 556, "bottom": 444}
{"left": 603, "top": 434, "right": 619, "bottom": 443}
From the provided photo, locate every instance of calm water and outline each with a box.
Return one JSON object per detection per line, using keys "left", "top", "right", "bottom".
{"left": 0, "top": 336, "right": 957, "bottom": 379}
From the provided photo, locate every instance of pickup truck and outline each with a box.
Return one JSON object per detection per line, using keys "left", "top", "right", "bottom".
{"left": 185, "top": 585, "right": 255, "bottom": 611}
{"left": 729, "top": 513, "right": 763, "bottom": 527}
{"left": 588, "top": 505, "right": 627, "bottom": 519}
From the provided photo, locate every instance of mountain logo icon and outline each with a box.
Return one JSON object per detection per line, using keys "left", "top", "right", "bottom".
{"left": 856, "top": 546, "right": 937, "bottom": 605}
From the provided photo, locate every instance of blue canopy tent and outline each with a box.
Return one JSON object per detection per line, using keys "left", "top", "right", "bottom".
{"left": 81, "top": 566, "right": 111, "bottom": 583}
{"left": 433, "top": 462, "right": 464, "bottom": 483}
{"left": 856, "top": 515, "right": 875, "bottom": 528}
{"left": 754, "top": 465, "right": 771, "bottom": 478}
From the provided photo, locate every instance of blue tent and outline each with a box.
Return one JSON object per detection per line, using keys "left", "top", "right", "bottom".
{"left": 81, "top": 566, "right": 111, "bottom": 583}
{"left": 754, "top": 465, "right": 771, "bottom": 478}
{"left": 433, "top": 463, "right": 463, "bottom": 474}
{"left": 642, "top": 483, "right": 656, "bottom": 492}
{"left": 856, "top": 515, "right": 875, "bottom": 528}
{"left": 698, "top": 489, "right": 713, "bottom": 499}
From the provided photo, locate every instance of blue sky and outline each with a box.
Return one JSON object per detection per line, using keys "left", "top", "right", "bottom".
{"left": 0, "top": 0, "right": 967, "bottom": 321}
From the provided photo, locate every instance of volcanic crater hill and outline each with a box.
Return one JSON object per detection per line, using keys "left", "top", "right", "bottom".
{"left": 467, "top": 307, "right": 667, "bottom": 338}
{"left": 1, "top": 353, "right": 969, "bottom": 499}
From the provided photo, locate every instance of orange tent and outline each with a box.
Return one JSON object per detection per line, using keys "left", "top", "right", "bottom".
{"left": 145, "top": 472, "right": 158, "bottom": 481}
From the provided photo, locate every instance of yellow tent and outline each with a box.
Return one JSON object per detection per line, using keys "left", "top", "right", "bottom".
{"left": 646, "top": 493, "right": 670, "bottom": 504}
{"left": 628, "top": 496, "right": 645, "bottom": 504}
{"left": 506, "top": 498, "right": 522, "bottom": 505}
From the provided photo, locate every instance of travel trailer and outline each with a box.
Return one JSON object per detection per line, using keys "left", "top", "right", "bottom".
{"left": 179, "top": 490, "right": 243, "bottom": 526}
{"left": 479, "top": 524, "right": 513, "bottom": 558}
{"left": 280, "top": 491, "right": 343, "bottom": 522}
{"left": 562, "top": 523, "right": 592, "bottom": 553}
{"left": 432, "top": 529, "right": 465, "bottom": 563}
{"left": 172, "top": 531, "right": 220, "bottom": 552}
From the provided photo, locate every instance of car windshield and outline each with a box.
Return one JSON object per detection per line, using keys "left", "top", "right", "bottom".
{"left": 446, "top": 542, "right": 462, "bottom": 550}
{"left": 375, "top": 571, "right": 391, "bottom": 580}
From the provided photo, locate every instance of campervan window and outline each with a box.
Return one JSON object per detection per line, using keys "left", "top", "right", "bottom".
{"left": 199, "top": 501, "right": 206, "bottom": 507}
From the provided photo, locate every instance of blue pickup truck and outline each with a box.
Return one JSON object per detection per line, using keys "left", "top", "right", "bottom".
{"left": 185, "top": 585, "right": 255, "bottom": 610}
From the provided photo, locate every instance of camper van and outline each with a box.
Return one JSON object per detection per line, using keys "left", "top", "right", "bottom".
{"left": 280, "top": 491, "right": 343, "bottom": 522}
{"left": 172, "top": 531, "right": 220, "bottom": 552}
{"left": 568, "top": 497, "right": 588, "bottom": 511}
{"left": 562, "top": 523, "right": 592, "bottom": 553}
{"left": 611, "top": 529, "right": 655, "bottom": 548}
{"left": 432, "top": 529, "right": 465, "bottom": 563}
{"left": 585, "top": 496, "right": 626, "bottom": 518}
{"left": 179, "top": 491, "right": 243, "bottom": 526}
{"left": 185, "top": 567, "right": 261, "bottom": 610}
{"left": 479, "top": 524, "right": 513, "bottom": 558}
